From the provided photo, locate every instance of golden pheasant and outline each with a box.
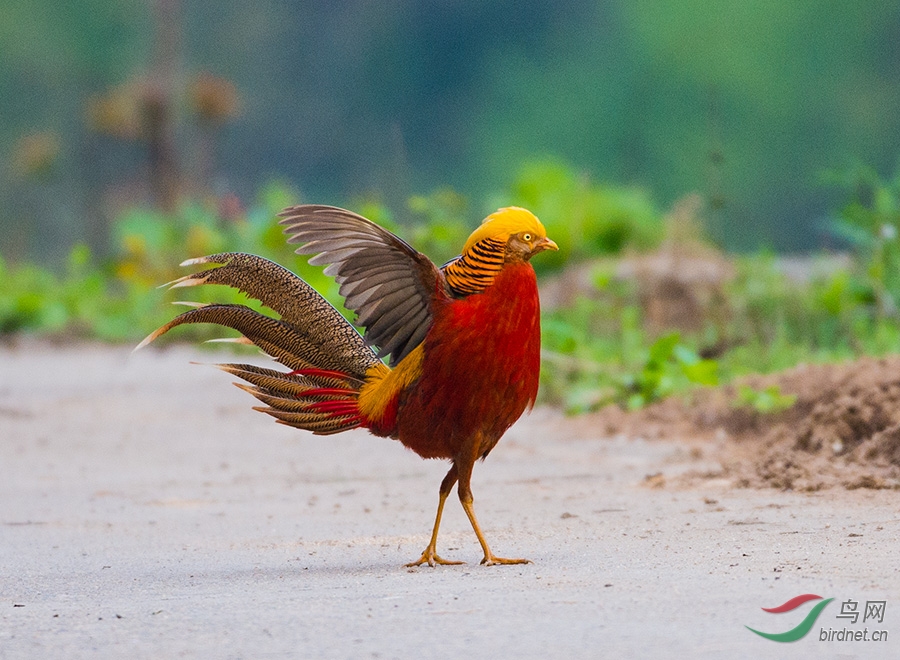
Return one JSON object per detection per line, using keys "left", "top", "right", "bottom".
{"left": 138, "top": 204, "right": 557, "bottom": 566}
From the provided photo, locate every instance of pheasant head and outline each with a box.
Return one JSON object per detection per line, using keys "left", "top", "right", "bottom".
{"left": 444, "top": 206, "right": 558, "bottom": 296}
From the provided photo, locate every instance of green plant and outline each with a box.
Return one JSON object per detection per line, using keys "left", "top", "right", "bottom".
{"left": 733, "top": 384, "right": 797, "bottom": 414}
{"left": 541, "top": 286, "right": 720, "bottom": 413}
{"left": 828, "top": 164, "right": 900, "bottom": 317}
{"left": 620, "top": 333, "right": 719, "bottom": 410}
{"left": 406, "top": 188, "right": 472, "bottom": 265}
{"left": 504, "top": 158, "right": 663, "bottom": 272}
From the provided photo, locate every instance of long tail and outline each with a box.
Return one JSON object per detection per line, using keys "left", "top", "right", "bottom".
{"left": 136, "top": 252, "right": 386, "bottom": 435}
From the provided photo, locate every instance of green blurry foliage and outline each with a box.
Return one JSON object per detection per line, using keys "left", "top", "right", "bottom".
{"left": 723, "top": 251, "right": 898, "bottom": 375}
{"left": 619, "top": 333, "right": 718, "bottom": 410}
{"left": 540, "top": 223, "right": 900, "bottom": 412}
{"left": 540, "top": 288, "right": 720, "bottom": 413}
{"left": 0, "top": 243, "right": 146, "bottom": 339}
{"left": 407, "top": 188, "right": 471, "bottom": 266}
{"left": 1, "top": 180, "right": 342, "bottom": 342}
{"left": 828, "top": 164, "right": 900, "bottom": 317}
{"left": 733, "top": 385, "right": 796, "bottom": 414}
{"left": 507, "top": 158, "right": 663, "bottom": 271}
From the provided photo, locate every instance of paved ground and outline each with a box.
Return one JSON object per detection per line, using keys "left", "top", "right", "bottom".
{"left": 1, "top": 342, "right": 898, "bottom": 659}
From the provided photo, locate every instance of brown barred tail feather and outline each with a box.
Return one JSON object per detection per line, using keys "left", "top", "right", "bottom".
{"left": 135, "top": 253, "right": 381, "bottom": 435}
{"left": 161, "top": 252, "right": 379, "bottom": 379}
{"left": 226, "top": 366, "right": 365, "bottom": 435}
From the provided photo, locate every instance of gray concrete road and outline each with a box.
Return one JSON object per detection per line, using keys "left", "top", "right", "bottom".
{"left": 1, "top": 342, "right": 897, "bottom": 659}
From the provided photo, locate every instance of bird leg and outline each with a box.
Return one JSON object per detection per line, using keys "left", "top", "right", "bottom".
{"left": 405, "top": 465, "right": 463, "bottom": 567}
{"left": 457, "top": 460, "right": 531, "bottom": 566}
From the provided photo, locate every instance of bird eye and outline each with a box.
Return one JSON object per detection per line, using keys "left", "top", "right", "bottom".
{"left": 522, "top": 233, "right": 532, "bottom": 241}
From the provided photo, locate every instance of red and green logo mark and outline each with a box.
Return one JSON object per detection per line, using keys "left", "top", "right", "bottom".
{"left": 746, "top": 594, "right": 834, "bottom": 642}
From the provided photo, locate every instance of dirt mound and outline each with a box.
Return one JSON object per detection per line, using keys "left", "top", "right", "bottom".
{"left": 589, "top": 356, "right": 900, "bottom": 490}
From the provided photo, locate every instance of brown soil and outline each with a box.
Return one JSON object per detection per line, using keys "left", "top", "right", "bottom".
{"left": 586, "top": 355, "right": 900, "bottom": 491}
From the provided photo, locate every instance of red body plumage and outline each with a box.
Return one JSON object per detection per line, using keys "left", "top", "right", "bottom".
{"left": 394, "top": 262, "right": 541, "bottom": 460}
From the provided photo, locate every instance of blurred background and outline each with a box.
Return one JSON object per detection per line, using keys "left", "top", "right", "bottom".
{"left": 3, "top": 0, "right": 900, "bottom": 411}
{"left": 4, "top": 0, "right": 900, "bottom": 259}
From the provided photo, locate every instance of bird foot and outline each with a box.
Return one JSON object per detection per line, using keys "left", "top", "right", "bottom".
{"left": 480, "top": 554, "right": 531, "bottom": 566}
{"left": 405, "top": 548, "right": 465, "bottom": 567}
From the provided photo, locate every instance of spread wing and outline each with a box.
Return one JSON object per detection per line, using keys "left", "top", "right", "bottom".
{"left": 279, "top": 205, "right": 442, "bottom": 367}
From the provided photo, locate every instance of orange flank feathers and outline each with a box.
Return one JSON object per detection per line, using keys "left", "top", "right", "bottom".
{"left": 357, "top": 346, "right": 419, "bottom": 436}
{"left": 138, "top": 204, "right": 557, "bottom": 567}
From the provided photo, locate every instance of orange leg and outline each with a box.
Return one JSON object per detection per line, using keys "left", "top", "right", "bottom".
{"left": 456, "top": 458, "right": 530, "bottom": 566}
{"left": 405, "top": 465, "right": 464, "bottom": 567}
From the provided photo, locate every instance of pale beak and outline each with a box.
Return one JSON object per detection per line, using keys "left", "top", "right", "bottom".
{"left": 532, "top": 236, "right": 559, "bottom": 254}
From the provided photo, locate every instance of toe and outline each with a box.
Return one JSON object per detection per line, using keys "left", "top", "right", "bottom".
{"left": 481, "top": 555, "right": 531, "bottom": 566}
{"left": 405, "top": 551, "right": 464, "bottom": 567}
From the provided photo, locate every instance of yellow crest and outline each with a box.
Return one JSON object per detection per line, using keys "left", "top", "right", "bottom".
{"left": 462, "top": 207, "right": 547, "bottom": 254}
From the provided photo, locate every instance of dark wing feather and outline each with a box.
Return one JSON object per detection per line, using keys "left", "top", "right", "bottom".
{"left": 279, "top": 205, "right": 441, "bottom": 366}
